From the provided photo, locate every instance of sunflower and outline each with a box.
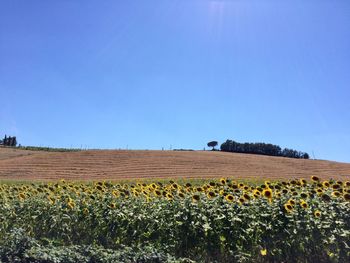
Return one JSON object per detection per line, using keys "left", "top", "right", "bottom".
{"left": 288, "top": 199, "right": 296, "bottom": 205}
{"left": 299, "top": 178, "right": 307, "bottom": 185}
{"left": 154, "top": 190, "right": 162, "bottom": 197}
{"left": 262, "top": 188, "right": 273, "bottom": 199}
{"left": 345, "top": 181, "right": 350, "bottom": 187}
{"left": 192, "top": 194, "right": 200, "bottom": 202}
{"left": 290, "top": 180, "right": 297, "bottom": 185}
{"left": 196, "top": 187, "right": 204, "bottom": 192}
{"left": 209, "top": 181, "right": 216, "bottom": 187}
{"left": 238, "top": 197, "right": 245, "bottom": 204}
{"left": 48, "top": 197, "right": 55, "bottom": 205}
{"left": 231, "top": 184, "right": 238, "bottom": 189}
{"left": 284, "top": 203, "right": 294, "bottom": 213}
{"left": 109, "top": 203, "right": 116, "bottom": 209}
{"left": 112, "top": 190, "right": 120, "bottom": 198}
{"left": 243, "top": 193, "right": 251, "bottom": 201}
{"left": 311, "top": 176, "right": 320, "bottom": 182}
{"left": 207, "top": 191, "right": 216, "bottom": 199}
{"left": 18, "top": 193, "right": 26, "bottom": 200}
{"left": 186, "top": 187, "right": 193, "bottom": 193}
{"left": 322, "top": 181, "right": 330, "bottom": 188}
{"left": 178, "top": 192, "right": 185, "bottom": 198}
{"left": 225, "top": 194, "right": 234, "bottom": 202}
{"left": 172, "top": 183, "right": 179, "bottom": 190}
{"left": 343, "top": 193, "right": 350, "bottom": 201}
{"left": 314, "top": 210, "right": 321, "bottom": 217}
{"left": 331, "top": 191, "right": 341, "bottom": 198}
{"left": 166, "top": 193, "right": 174, "bottom": 200}
{"left": 316, "top": 188, "right": 323, "bottom": 194}
{"left": 185, "top": 182, "right": 192, "bottom": 188}
{"left": 253, "top": 189, "right": 261, "bottom": 197}
{"left": 300, "top": 200, "right": 308, "bottom": 209}
{"left": 332, "top": 184, "right": 341, "bottom": 190}
{"left": 220, "top": 178, "right": 227, "bottom": 185}
{"left": 260, "top": 249, "right": 267, "bottom": 256}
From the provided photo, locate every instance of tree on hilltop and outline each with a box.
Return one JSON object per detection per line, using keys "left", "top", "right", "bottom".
{"left": 207, "top": 141, "right": 218, "bottom": 151}
{"left": 1, "top": 135, "right": 17, "bottom": 147}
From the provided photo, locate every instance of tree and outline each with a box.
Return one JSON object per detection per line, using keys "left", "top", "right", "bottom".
{"left": 220, "top": 139, "right": 309, "bottom": 159}
{"left": 207, "top": 141, "right": 218, "bottom": 151}
{"left": 1, "top": 135, "right": 17, "bottom": 147}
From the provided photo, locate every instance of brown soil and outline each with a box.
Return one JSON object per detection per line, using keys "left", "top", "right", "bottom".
{"left": 0, "top": 148, "right": 349, "bottom": 181}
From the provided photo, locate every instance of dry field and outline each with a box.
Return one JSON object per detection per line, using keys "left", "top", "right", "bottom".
{"left": 0, "top": 147, "right": 349, "bottom": 181}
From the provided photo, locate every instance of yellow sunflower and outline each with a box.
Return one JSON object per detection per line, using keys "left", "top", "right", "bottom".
{"left": 207, "top": 191, "right": 216, "bottom": 199}
{"left": 314, "top": 210, "right": 321, "bottom": 217}
{"left": 300, "top": 200, "right": 308, "bottom": 209}
{"left": 192, "top": 194, "right": 200, "bottom": 202}
{"left": 154, "top": 190, "right": 162, "bottom": 197}
{"left": 225, "top": 194, "right": 234, "bottom": 202}
{"left": 343, "top": 193, "right": 350, "bottom": 201}
{"left": 311, "top": 176, "right": 320, "bottom": 182}
{"left": 178, "top": 192, "right": 185, "bottom": 198}
{"left": 331, "top": 191, "right": 341, "bottom": 198}
{"left": 262, "top": 188, "right": 273, "bottom": 199}
{"left": 166, "top": 193, "right": 174, "bottom": 200}
{"left": 284, "top": 203, "right": 293, "bottom": 213}
{"left": 220, "top": 178, "right": 227, "bottom": 185}
{"left": 243, "top": 193, "right": 251, "bottom": 201}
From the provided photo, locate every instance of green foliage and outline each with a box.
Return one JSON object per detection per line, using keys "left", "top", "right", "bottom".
{"left": 221, "top": 139, "right": 310, "bottom": 159}
{"left": 0, "top": 179, "right": 349, "bottom": 262}
{"left": 0, "top": 229, "right": 192, "bottom": 263}
{"left": 0, "top": 134, "right": 17, "bottom": 147}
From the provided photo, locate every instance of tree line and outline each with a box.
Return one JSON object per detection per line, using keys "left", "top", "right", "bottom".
{"left": 0, "top": 135, "right": 18, "bottom": 147}
{"left": 220, "top": 139, "right": 309, "bottom": 159}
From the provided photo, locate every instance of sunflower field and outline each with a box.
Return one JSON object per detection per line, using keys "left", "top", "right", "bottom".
{"left": 0, "top": 177, "right": 349, "bottom": 263}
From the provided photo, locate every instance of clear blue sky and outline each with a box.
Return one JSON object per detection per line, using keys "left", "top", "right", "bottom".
{"left": 1, "top": 0, "right": 350, "bottom": 163}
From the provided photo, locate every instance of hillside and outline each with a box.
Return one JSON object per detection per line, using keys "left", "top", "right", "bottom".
{"left": 0, "top": 147, "right": 349, "bottom": 181}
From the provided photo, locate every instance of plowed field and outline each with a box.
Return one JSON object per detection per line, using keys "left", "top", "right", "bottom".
{"left": 0, "top": 147, "right": 349, "bottom": 181}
